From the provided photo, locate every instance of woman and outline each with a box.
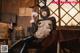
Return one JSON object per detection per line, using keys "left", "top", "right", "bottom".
{"left": 27, "top": 6, "right": 57, "bottom": 53}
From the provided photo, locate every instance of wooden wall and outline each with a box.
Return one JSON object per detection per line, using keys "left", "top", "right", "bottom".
{"left": 0, "top": 0, "right": 2, "bottom": 12}
{"left": 0, "top": 0, "right": 2, "bottom": 20}
{"left": 1, "top": 0, "right": 37, "bottom": 35}
{"left": 1, "top": 0, "right": 37, "bottom": 14}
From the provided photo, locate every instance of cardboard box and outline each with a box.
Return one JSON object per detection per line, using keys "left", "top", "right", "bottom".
{"left": 19, "top": 8, "right": 32, "bottom": 16}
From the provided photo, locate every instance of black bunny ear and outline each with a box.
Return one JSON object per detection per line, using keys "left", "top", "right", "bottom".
{"left": 37, "top": 4, "right": 41, "bottom": 8}
{"left": 44, "top": 0, "right": 47, "bottom": 6}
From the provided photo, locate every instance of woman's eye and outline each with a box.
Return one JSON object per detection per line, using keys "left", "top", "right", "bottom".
{"left": 38, "top": 22, "right": 41, "bottom": 25}
{"left": 49, "top": 24, "right": 51, "bottom": 26}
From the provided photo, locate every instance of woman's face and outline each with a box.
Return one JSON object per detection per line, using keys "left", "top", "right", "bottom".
{"left": 41, "top": 11, "right": 47, "bottom": 17}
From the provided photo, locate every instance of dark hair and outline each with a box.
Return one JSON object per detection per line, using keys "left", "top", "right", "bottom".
{"left": 40, "top": 6, "right": 50, "bottom": 18}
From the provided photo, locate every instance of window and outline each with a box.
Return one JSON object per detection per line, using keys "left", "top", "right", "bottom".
{"left": 39, "top": 0, "right": 80, "bottom": 26}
